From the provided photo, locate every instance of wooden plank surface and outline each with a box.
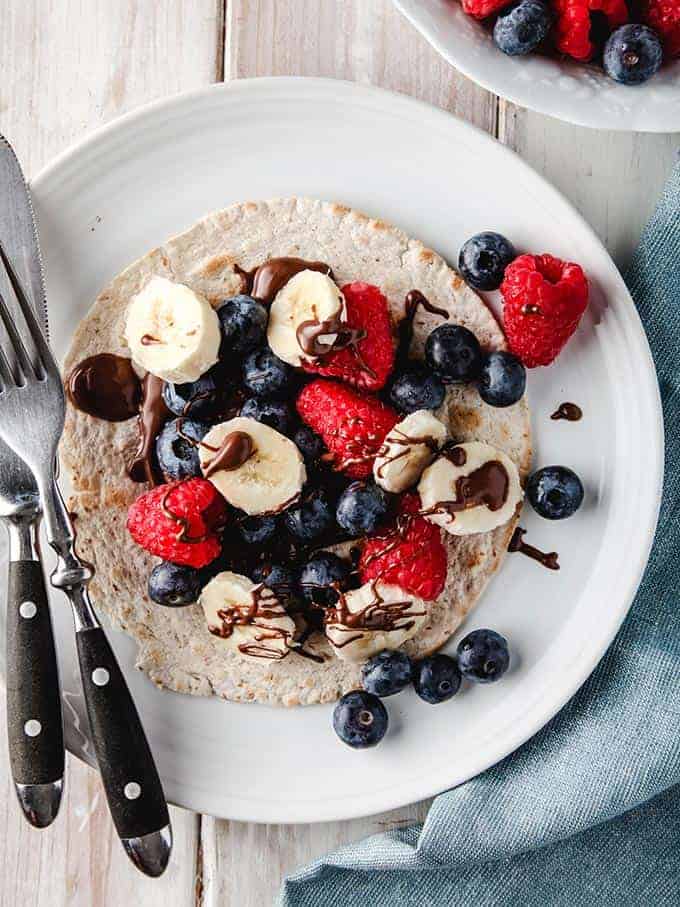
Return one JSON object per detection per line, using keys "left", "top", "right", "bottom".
{"left": 0, "top": 1, "right": 676, "bottom": 905}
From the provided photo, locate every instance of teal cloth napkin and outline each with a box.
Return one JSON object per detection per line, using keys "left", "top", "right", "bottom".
{"left": 279, "top": 162, "right": 680, "bottom": 907}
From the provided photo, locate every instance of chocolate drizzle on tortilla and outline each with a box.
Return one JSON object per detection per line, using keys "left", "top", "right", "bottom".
{"left": 375, "top": 428, "right": 441, "bottom": 479}
{"left": 397, "top": 290, "right": 449, "bottom": 365}
{"left": 128, "top": 374, "right": 171, "bottom": 485}
{"left": 550, "top": 402, "right": 582, "bottom": 422}
{"left": 250, "top": 257, "right": 333, "bottom": 305}
{"left": 66, "top": 353, "right": 142, "bottom": 422}
{"left": 509, "top": 527, "right": 560, "bottom": 571}
{"left": 202, "top": 431, "right": 255, "bottom": 477}
{"left": 209, "top": 584, "right": 294, "bottom": 660}
{"left": 441, "top": 444, "right": 467, "bottom": 467}
{"left": 325, "top": 581, "right": 425, "bottom": 649}
{"left": 422, "top": 460, "right": 509, "bottom": 521}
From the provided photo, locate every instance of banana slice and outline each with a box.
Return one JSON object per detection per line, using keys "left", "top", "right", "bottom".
{"left": 267, "top": 270, "right": 345, "bottom": 367}
{"left": 325, "top": 581, "right": 428, "bottom": 663}
{"left": 200, "top": 571, "right": 295, "bottom": 662}
{"left": 124, "top": 275, "right": 221, "bottom": 383}
{"left": 373, "top": 410, "right": 448, "bottom": 494}
{"left": 199, "top": 416, "right": 306, "bottom": 516}
{"left": 418, "top": 441, "right": 522, "bottom": 536}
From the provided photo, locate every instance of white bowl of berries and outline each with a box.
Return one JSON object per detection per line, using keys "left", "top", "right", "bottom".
{"left": 394, "top": 0, "right": 680, "bottom": 131}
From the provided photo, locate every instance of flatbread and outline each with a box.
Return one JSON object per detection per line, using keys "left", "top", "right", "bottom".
{"left": 62, "top": 198, "right": 531, "bottom": 707}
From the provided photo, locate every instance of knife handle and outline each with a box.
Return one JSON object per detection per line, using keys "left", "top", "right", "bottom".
{"left": 6, "top": 558, "right": 64, "bottom": 787}
{"left": 75, "top": 624, "right": 169, "bottom": 841}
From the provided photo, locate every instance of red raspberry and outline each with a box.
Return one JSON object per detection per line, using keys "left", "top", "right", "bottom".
{"left": 553, "top": 0, "right": 628, "bottom": 60}
{"left": 501, "top": 254, "right": 589, "bottom": 368}
{"left": 127, "top": 478, "right": 226, "bottom": 568}
{"left": 461, "top": 0, "right": 509, "bottom": 18}
{"left": 296, "top": 379, "right": 399, "bottom": 479}
{"left": 302, "top": 282, "right": 395, "bottom": 392}
{"left": 641, "top": 0, "right": 680, "bottom": 56}
{"left": 359, "top": 494, "right": 447, "bottom": 601}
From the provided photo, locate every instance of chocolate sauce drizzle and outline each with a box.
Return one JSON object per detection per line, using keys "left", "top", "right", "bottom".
{"left": 397, "top": 289, "right": 449, "bottom": 365}
{"left": 66, "top": 353, "right": 141, "bottom": 422}
{"left": 550, "top": 402, "right": 582, "bottom": 422}
{"left": 508, "top": 527, "right": 560, "bottom": 571}
{"left": 375, "top": 428, "right": 441, "bottom": 479}
{"left": 128, "top": 374, "right": 171, "bottom": 485}
{"left": 209, "top": 584, "right": 294, "bottom": 660}
{"left": 325, "top": 581, "right": 426, "bottom": 649}
{"left": 202, "top": 431, "right": 255, "bottom": 478}
{"left": 250, "top": 257, "right": 333, "bottom": 305}
{"left": 441, "top": 444, "right": 467, "bottom": 467}
{"left": 423, "top": 460, "right": 509, "bottom": 521}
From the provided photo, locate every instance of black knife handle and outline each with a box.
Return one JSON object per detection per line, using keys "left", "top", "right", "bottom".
{"left": 6, "top": 560, "right": 64, "bottom": 785}
{"left": 75, "top": 626, "right": 169, "bottom": 840}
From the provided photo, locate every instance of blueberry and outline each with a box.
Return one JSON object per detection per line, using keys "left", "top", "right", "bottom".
{"left": 477, "top": 351, "right": 526, "bottom": 408}
{"left": 361, "top": 650, "right": 413, "bottom": 698}
{"left": 458, "top": 232, "right": 516, "bottom": 291}
{"left": 240, "top": 397, "right": 294, "bottom": 435}
{"left": 336, "top": 482, "right": 391, "bottom": 537}
{"left": 603, "top": 25, "right": 663, "bottom": 86}
{"left": 162, "top": 366, "right": 223, "bottom": 419}
{"left": 218, "top": 295, "right": 268, "bottom": 355}
{"left": 298, "top": 552, "right": 350, "bottom": 606}
{"left": 457, "top": 629, "right": 510, "bottom": 683}
{"left": 389, "top": 367, "right": 446, "bottom": 414}
{"left": 493, "top": 0, "right": 552, "bottom": 56}
{"left": 148, "top": 561, "right": 205, "bottom": 607}
{"left": 294, "top": 425, "right": 326, "bottom": 465}
{"left": 242, "top": 347, "right": 294, "bottom": 399}
{"left": 237, "top": 514, "right": 277, "bottom": 546}
{"left": 283, "top": 487, "right": 334, "bottom": 543}
{"left": 332, "top": 690, "right": 388, "bottom": 749}
{"left": 251, "top": 562, "right": 297, "bottom": 601}
{"left": 425, "top": 324, "right": 483, "bottom": 384}
{"left": 156, "top": 418, "right": 210, "bottom": 480}
{"left": 413, "top": 654, "right": 461, "bottom": 704}
{"left": 527, "top": 465, "right": 584, "bottom": 520}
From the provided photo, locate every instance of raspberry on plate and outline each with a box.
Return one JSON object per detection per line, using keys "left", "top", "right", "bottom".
{"left": 127, "top": 478, "right": 227, "bottom": 568}
{"left": 302, "top": 282, "right": 395, "bottom": 392}
{"left": 641, "top": 0, "right": 680, "bottom": 57}
{"left": 501, "top": 253, "right": 589, "bottom": 368}
{"left": 359, "top": 493, "right": 447, "bottom": 601}
{"left": 553, "top": 0, "right": 629, "bottom": 61}
{"left": 462, "top": 0, "right": 510, "bottom": 18}
{"left": 296, "top": 379, "right": 399, "bottom": 479}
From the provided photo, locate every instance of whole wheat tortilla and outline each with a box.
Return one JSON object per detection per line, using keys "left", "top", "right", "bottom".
{"left": 61, "top": 198, "right": 531, "bottom": 707}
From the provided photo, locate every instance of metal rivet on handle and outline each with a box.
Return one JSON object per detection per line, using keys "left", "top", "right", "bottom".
{"left": 124, "top": 782, "right": 141, "bottom": 800}
{"left": 24, "top": 719, "right": 42, "bottom": 737}
{"left": 19, "top": 601, "right": 37, "bottom": 619}
{"left": 91, "top": 667, "right": 110, "bottom": 687}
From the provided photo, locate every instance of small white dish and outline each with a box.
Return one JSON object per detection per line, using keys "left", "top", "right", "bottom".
{"left": 5, "top": 78, "right": 662, "bottom": 823}
{"left": 394, "top": 0, "right": 680, "bottom": 132}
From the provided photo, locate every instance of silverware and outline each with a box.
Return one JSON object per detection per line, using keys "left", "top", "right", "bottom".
{"left": 0, "top": 176, "right": 172, "bottom": 876}
{"left": 0, "top": 138, "right": 63, "bottom": 827}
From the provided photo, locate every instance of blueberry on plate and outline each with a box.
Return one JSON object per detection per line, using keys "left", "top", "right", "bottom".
{"left": 333, "top": 690, "right": 388, "bottom": 749}
{"left": 240, "top": 397, "right": 295, "bottom": 436}
{"left": 283, "top": 486, "right": 334, "bottom": 543}
{"left": 361, "top": 650, "right": 413, "bottom": 698}
{"left": 477, "top": 351, "right": 526, "bottom": 408}
{"left": 527, "top": 465, "right": 584, "bottom": 520}
{"left": 413, "top": 654, "right": 461, "bottom": 704}
{"left": 493, "top": 0, "right": 553, "bottom": 56}
{"left": 299, "top": 551, "right": 350, "bottom": 606}
{"left": 425, "top": 324, "right": 482, "bottom": 384}
{"left": 294, "top": 425, "right": 326, "bottom": 466}
{"left": 156, "top": 418, "right": 210, "bottom": 480}
{"left": 163, "top": 365, "right": 223, "bottom": 419}
{"left": 457, "top": 629, "right": 510, "bottom": 683}
{"left": 389, "top": 367, "right": 446, "bottom": 414}
{"left": 217, "top": 294, "right": 268, "bottom": 355}
{"left": 237, "top": 514, "right": 278, "bottom": 546}
{"left": 251, "top": 562, "right": 297, "bottom": 601}
{"left": 603, "top": 25, "right": 663, "bottom": 86}
{"left": 336, "top": 481, "right": 391, "bottom": 537}
{"left": 148, "top": 561, "right": 205, "bottom": 607}
{"left": 242, "top": 347, "right": 294, "bottom": 399}
{"left": 458, "top": 232, "right": 516, "bottom": 292}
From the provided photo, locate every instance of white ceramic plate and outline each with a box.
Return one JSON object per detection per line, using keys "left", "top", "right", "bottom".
{"left": 6, "top": 78, "right": 662, "bottom": 824}
{"left": 394, "top": 0, "right": 680, "bottom": 132}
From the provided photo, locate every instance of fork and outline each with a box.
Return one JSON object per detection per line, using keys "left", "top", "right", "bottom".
{"left": 0, "top": 243, "right": 172, "bottom": 877}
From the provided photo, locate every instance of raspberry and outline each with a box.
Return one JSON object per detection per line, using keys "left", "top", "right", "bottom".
{"left": 302, "top": 282, "right": 395, "bottom": 392}
{"left": 641, "top": 0, "right": 680, "bottom": 56}
{"left": 501, "top": 254, "right": 589, "bottom": 368}
{"left": 127, "top": 478, "right": 227, "bottom": 568}
{"left": 296, "top": 379, "right": 399, "bottom": 479}
{"left": 359, "top": 494, "right": 447, "bottom": 601}
{"left": 462, "top": 0, "right": 510, "bottom": 18}
{"left": 553, "top": 0, "right": 628, "bottom": 60}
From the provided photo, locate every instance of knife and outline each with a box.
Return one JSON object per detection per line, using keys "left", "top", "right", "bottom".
{"left": 0, "top": 136, "right": 64, "bottom": 827}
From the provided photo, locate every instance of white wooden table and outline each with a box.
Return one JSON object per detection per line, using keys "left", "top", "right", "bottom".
{"left": 0, "top": 2, "right": 675, "bottom": 905}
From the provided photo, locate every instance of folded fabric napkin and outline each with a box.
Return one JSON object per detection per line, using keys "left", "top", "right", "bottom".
{"left": 280, "top": 161, "right": 680, "bottom": 907}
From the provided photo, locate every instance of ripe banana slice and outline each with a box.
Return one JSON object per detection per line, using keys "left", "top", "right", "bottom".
{"left": 267, "top": 269, "right": 345, "bottom": 367}
{"left": 418, "top": 441, "right": 522, "bottom": 536}
{"left": 199, "top": 416, "right": 306, "bottom": 516}
{"left": 373, "top": 410, "right": 448, "bottom": 494}
{"left": 200, "top": 571, "right": 296, "bottom": 662}
{"left": 124, "top": 275, "right": 221, "bottom": 383}
{"left": 325, "top": 581, "right": 428, "bottom": 663}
